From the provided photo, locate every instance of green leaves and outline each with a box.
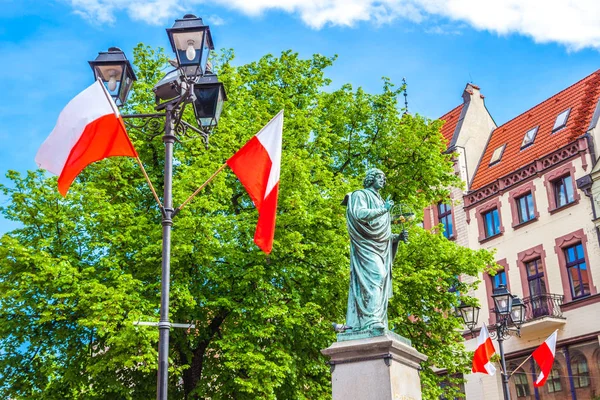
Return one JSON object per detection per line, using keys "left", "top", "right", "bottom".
{"left": 0, "top": 45, "right": 491, "bottom": 399}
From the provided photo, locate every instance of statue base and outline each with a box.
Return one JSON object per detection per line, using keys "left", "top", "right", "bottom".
{"left": 321, "top": 331, "right": 427, "bottom": 400}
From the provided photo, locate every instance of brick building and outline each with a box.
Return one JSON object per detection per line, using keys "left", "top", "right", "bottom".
{"left": 426, "top": 71, "right": 600, "bottom": 400}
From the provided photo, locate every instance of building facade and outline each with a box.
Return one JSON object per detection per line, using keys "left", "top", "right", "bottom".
{"left": 427, "top": 71, "right": 600, "bottom": 400}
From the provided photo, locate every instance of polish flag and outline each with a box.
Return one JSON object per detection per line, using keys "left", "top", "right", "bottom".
{"left": 532, "top": 330, "right": 558, "bottom": 387}
{"left": 472, "top": 324, "right": 497, "bottom": 375}
{"left": 227, "top": 110, "right": 283, "bottom": 254}
{"left": 35, "top": 80, "right": 138, "bottom": 196}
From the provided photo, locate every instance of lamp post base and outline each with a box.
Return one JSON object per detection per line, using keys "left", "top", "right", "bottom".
{"left": 321, "top": 331, "right": 427, "bottom": 400}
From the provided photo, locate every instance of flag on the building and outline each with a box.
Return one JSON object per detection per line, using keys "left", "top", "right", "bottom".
{"left": 35, "top": 80, "right": 138, "bottom": 196}
{"left": 532, "top": 330, "right": 558, "bottom": 387}
{"left": 472, "top": 324, "right": 497, "bottom": 375}
{"left": 227, "top": 110, "right": 283, "bottom": 254}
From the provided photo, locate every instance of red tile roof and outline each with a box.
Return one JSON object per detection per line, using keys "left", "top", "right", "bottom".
{"left": 470, "top": 70, "right": 600, "bottom": 190}
{"left": 439, "top": 104, "right": 464, "bottom": 146}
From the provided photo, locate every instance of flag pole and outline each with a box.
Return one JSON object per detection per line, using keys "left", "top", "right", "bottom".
{"left": 509, "top": 354, "right": 532, "bottom": 377}
{"left": 134, "top": 156, "right": 164, "bottom": 208}
{"left": 176, "top": 163, "right": 228, "bottom": 211}
{"left": 96, "top": 78, "right": 163, "bottom": 209}
{"left": 96, "top": 77, "right": 121, "bottom": 118}
{"left": 176, "top": 109, "right": 283, "bottom": 213}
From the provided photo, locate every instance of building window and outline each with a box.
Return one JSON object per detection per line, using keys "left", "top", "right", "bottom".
{"left": 513, "top": 369, "right": 530, "bottom": 397}
{"left": 489, "top": 144, "right": 506, "bottom": 165}
{"left": 565, "top": 243, "right": 590, "bottom": 299}
{"left": 547, "top": 367, "right": 562, "bottom": 393}
{"left": 526, "top": 259, "right": 546, "bottom": 297}
{"left": 526, "top": 258, "right": 548, "bottom": 317}
{"left": 570, "top": 354, "right": 590, "bottom": 388}
{"left": 437, "top": 202, "right": 454, "bottom": 239}
{"left": 553, "top": 108, "right": 571, "bottom": 132}
{"left": 492, "top": 270, "right": 507, "bottom": 291}
{"left": 516, "top": 192, "right": 535, "bottom": 224}
{"left": 553, "top": 175, "right": 575, "bottom": 208}
{"left": 521, "top": 127, "right": 538, "bottom": 148}
{"left": 483, "top": 208, "right": 501, "bottom": 238}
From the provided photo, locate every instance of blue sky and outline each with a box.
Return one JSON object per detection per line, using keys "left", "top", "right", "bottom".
{"left": 1, "top": 0, "right": 600, "bottom": 233}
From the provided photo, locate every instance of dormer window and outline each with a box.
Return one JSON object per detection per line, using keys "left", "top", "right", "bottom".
{"left": 521, "top": 127, "right": 538, "bottom": 148}
{"left": 489, "top": 144, "right": 506, "bottom": 165}
{"left": 553, "top": 109, "right": 571, "bottom": 132}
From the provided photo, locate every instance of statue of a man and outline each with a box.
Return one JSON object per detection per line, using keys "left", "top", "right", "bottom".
{"left": 342, "top": 168, "right": 401, "bottom": 332}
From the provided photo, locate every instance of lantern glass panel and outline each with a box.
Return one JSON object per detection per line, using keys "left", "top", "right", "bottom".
{"left": 173, "top": 30, "right": 205, "bottom": 67}
{"left": 492, "top": 287, "right": 513, "bottom": 315}
{"left": 511, "top": 305, "right": 524, "bottom": 325}
{"left": 510, "top": 298, "right": 526, "bottom": 326}
{"left": 93, "top": 64, "right": 124, "bottom": 99}
{"left": 200, "top": 33, "right": 210, "bottom": 74}
{"left": 214, "top": 87, "right": 224, "bottom": 121}
{"left": 118, "top": 74, "right": 134, "bottom": 106}
{"left": 459, "top": 305, "right": 479, "bottom": 329}
{"left": 194, "top": 84, "right": 223, "bottom": 127}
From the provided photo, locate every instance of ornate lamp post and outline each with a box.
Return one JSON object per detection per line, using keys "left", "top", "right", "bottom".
{"left": 89, "top": 14, "right": 226, "bottom": 400}
{"left": 459, "top": 285, "right": 526, "bottom": 400}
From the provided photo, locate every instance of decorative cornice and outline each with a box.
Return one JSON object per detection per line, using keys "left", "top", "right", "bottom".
{"left": 464, "top": 137, "right": 588, "bottom": 209}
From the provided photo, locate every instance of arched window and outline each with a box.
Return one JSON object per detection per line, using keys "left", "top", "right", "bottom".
{"left": 511, "top": 365, "right": 530, "bottom": 397}
{"left": 547, "top": 364, "right": 562, "bottom": 393}
{"left": 570, "top": 354, "right": 590, "bottom": 388}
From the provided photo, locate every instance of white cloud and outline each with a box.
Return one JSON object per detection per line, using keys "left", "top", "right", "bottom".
{"left": 68, "top": 0, "right": 189, "bottom": 25}
{"left": 67, "top": 0, "right": 600, "bottom": 50}
{"left": 416, "top": 0, "right": 600, "bottom": 50}
{"left": 207, "top": 15, "right": 226, "bottom": 26}
{"left": 424, "top": 24, "right": 463, "bottom": 36}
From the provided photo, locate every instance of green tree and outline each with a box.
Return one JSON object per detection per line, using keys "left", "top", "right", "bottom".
{"left": 0, "top": 44, "right": 493, "bottom": 399}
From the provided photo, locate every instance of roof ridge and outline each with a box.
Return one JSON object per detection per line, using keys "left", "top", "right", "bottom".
{"left": 495, "top": 68, "right": 600, "bottom": 130}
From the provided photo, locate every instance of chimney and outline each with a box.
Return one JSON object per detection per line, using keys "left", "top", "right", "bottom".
{"left": 462, "top": 83, "right": 483, "bottom": 104}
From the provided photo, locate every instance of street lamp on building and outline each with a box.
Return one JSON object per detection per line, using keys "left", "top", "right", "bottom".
{"left": 458, "top": 301, "right": 479, "bottom": 331}
{"left": 459, "top": 285, "right": 525, "bottom": 400}
{"left": 89, "top": 14, "right": 226, "bottom": 400}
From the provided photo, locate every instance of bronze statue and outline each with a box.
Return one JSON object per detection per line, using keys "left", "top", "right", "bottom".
{"left": 342, "top": 168, "right": 403, "bottom": 332}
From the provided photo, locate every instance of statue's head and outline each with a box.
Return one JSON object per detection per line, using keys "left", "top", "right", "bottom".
{"left": 363, "top": 168, "right": 386, "bottom": 189}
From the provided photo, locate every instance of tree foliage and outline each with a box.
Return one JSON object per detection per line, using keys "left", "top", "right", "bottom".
{"left": 0, "top": 44, "right": 494, "bottom": 399}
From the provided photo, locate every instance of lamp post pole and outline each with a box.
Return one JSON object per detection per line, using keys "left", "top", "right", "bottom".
{"left": 496, "top": 324, "right": 511, "bottom": 400}
{"left": 458, "top": 285, "right": 526, "bottom": 400}
{"left": 157, "top": 104, "right": 175, "bottom": 400}
{"left": 89, "top": 14, "right": 227, "bottom": 400}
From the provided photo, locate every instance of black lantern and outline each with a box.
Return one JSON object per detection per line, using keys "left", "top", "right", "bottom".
{"left": 458, "top": 302, "right": 480, "bottom": 331}
{"left": 510, "top": 296, "right": 526, "bottom": 327}
{"left": 492, "top": 284, "right": 513, "bottom": 315}
{"left": 193, "top": 73, "right": 227, "bottom": 129}
{"left": 166, "top": 14, "right": 213, "bottom": 77}
{"left": 89, "top": 47, "right": 136, "bottom": 106}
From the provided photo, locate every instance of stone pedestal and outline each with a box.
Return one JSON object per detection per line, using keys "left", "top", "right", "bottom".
{"left": 321, "top": 331, "right": 427, "bottom": 400}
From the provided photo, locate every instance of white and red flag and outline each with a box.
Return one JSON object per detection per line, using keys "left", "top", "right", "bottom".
{"left": 472, "top": 324, "right": 497, "bottom": 376}
{"left": 532, "top": 330, "right": 558, "bottom": 387}
{"left": 35, "top": 80, "right": 138, "bottom": 196}
{"left": 227, "top": 110, "right": 283, "bottom": 254}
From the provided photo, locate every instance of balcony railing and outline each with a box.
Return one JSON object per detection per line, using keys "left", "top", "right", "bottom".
{"left": 489, "top": 293, "right": 564, "bottom": 324}
{"left": 522, "top": 293, "right": 564, "bottom": 321}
